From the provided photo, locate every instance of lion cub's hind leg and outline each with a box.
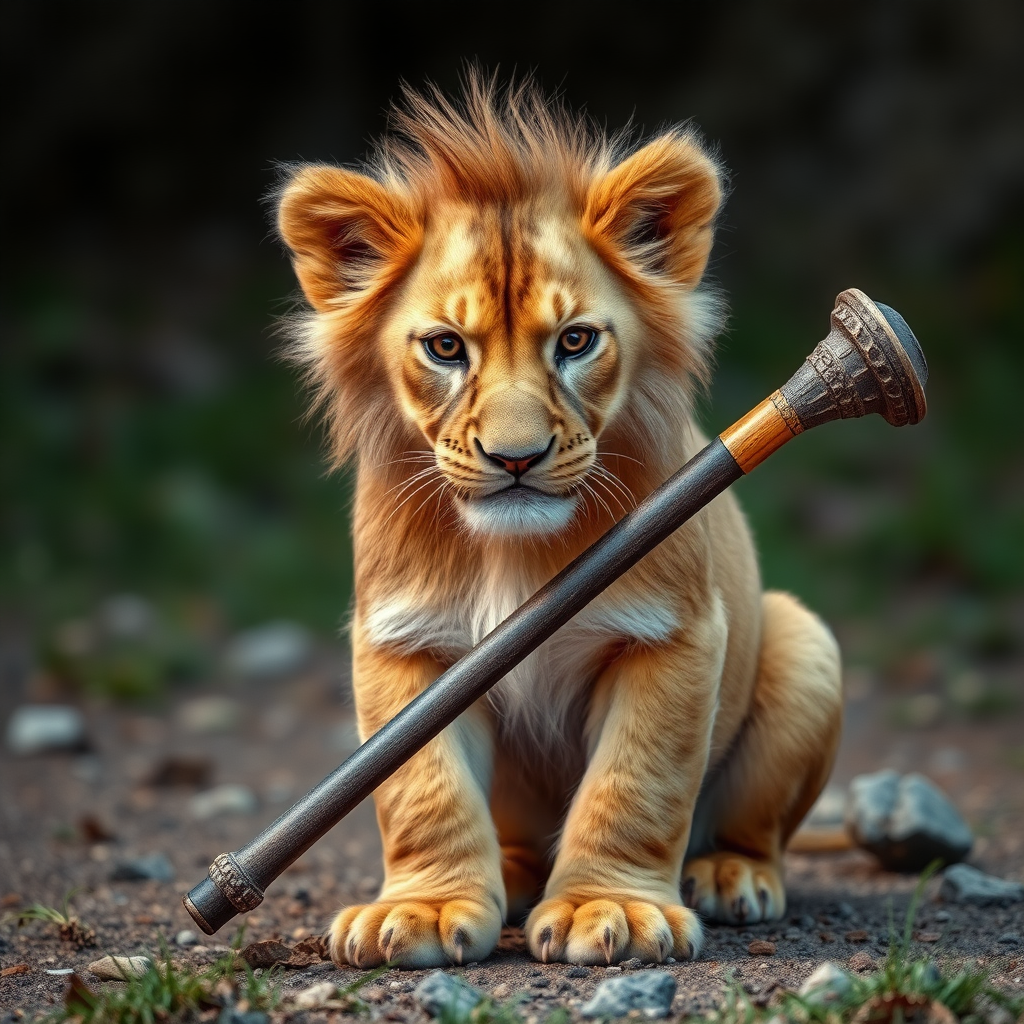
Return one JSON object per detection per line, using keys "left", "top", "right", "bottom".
{"left": 683, "top": 591, "right": 842, "bottom": 924}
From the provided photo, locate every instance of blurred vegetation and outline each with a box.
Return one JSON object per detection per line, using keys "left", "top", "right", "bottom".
{"left": 1, "top": 0, "right": 1022, "bottom": 700}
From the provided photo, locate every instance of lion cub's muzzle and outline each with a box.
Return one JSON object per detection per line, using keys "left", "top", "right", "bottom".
{"left": 474, "top": 435, "right": 555, "bottom": 481}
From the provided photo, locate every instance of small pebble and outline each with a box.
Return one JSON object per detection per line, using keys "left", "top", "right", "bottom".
{"left": 620, "top": 957, "right": 643, "bottom": 969}
{"left": 532, "top": 978, "right": 550, "bottom": 989}
{"left": 748, "top": 940, "right": 776, "bottom": 956}
{"left": 934, "top": 910, "right": 951, "bottom": 923}
{"left": 783, "top": 929, "right": 803, "bottom": 941}
{"left": 581, "top": 971, "right": 676, "bottom": 1019}
{"left": 665, "top": 957, "right": 676, "bottom": 965}
{"left": 566, "top": 967, "right": 590, "bottom": 978}
{"left": 389, "top": 980, "right": 403, "bottom": 992}
{"left": 836, "top": 902, "right": 855, "bottom": 919}
{"left": 6, "top": 705, "right": 87, "bottom": 755}
{"left": 849, "top": 952, "right": 875, "bottom": 972}
{"left": 605, "top": 965, "right": 623, "bottom": 973}
{"left": 491, "top": 984, "right": 511, "bottom": 999}
{"left": 88, "top": 955, "right": 154, "bottom": 980}
{"left": 941, "top": 864, "right": 1024, "bottom": 906}
{"left": 45, "top": 969, "right": 75, "bottom": 976}
{"left": 190, "top": 784, "right": 258, "bottom": 820}
{"left": 997, "top": 933, "right": 1021, "bottom": 945}
{"left": 175, "top": 930, "right": 199, "bottom": 947}
{"left": 110, "top": 852, "right": 175, "bottom": 883}
{"left": 292, "top": 981, "right": 338, "bottom": 1010}
{"left": 413, "top": 971, "right": 484, "bottom": 1018}
{"left": 799, "top": 962, "right": 852, "bottom": 1005}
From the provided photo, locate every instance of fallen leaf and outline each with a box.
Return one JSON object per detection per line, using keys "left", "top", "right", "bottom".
{"left": 292, "top": 934, "right": 330, "bottom": 961}
{"left": 239, "top": 939, "right": 294, "bottom": 970}
{"left": 747, "top": 940, "right": 777, "bottom": 956}
{"left": 65, "top": 974, "right": 99, "bottom": 1015}
{"left": 1, "top": 964, "right": 31, "bottom": 977}
{"left": 238, "top": 936, "right": 328, "bottom": 970}
{"left": 2, "top": 893, "right": 24, "bottom": 908}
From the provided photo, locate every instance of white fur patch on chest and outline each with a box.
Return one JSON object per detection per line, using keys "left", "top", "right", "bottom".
{"left": 361, "top": 570, "right": 679, "bottom": 750}
{"left": 361, "top": 590, "right": 679, "bottom": 656}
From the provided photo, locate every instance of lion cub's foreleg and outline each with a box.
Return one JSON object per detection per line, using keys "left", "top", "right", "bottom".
{"left": 683, "top": 591, "right": 842, "bottom": 924}
{"left": 525, "top": 605, "right": 728, "bottom": 965}
{"left": 329, "top": 645, "right": 505, "bottom": 969}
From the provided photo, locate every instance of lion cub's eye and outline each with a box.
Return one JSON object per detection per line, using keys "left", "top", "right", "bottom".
{"left": 556, "top": 326, "right": 597, "bottom": 360}
{"left": 424, "top": 333, "right": 467, "bottom": 364}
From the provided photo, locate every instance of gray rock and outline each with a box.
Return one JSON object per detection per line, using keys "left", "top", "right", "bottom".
{"left": 224, "top": 621, "right": 311, "bottom": 680}
{"left": 566, "top": 966, "right": 591, "bottom": 978}
{"left": 997, "top": 933, "right": 1021, "bottom": 944}
{"left": 413, "top": 971, "right": 485, "bottom": 1018}
{"left": 940, "top": 864, "right": 1024, "bottom": 906}
{"left": 845, "top": 770, "right": 972, "bottom": 871}
{"left": 110, "top": 852, "right": 175, "bottom": 882}
{"left": 6, "top": 705, "right": 87, "bottom": 755}
{"left": 581, "top": 970, "right": 676, "bottom": 1019}
{"left": 175, "top": 929, "right": 199, "bottom": 946}
{"left": 177, "top": 696, "right": 242, "bottom": 735}
{"left": 88, "top": 955, "right": 154, "bottom": 980}
{"left": 798, "top": 962, "right": 852, "bottom": 1005}
{"left": 190, "top": 784, "right": 258, "bottom": 820}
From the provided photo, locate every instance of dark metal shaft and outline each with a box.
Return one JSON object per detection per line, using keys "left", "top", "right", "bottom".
{"left": 184, "top": 288, "right": 927, "bottom": 934}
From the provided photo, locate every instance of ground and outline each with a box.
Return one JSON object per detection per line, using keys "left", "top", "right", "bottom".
{"left": 1, "top": 642, "right": 1022, "bottom": 1021}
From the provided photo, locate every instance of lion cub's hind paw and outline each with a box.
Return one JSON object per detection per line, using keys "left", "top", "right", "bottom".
{"left": 525, "top": 897, "right": 702, "bottom": 965}
{"left": 329, "top": 898, "right": 501, "bottom": 969}
{"left": 682, "top": 852, "right": 785, "bottom": 924}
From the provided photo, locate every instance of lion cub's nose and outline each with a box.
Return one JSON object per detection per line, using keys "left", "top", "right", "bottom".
{"left": 475, "top": 437, "right": 554, "bottom": 478}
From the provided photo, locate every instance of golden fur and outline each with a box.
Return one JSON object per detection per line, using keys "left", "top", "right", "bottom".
{"left": 276, "top": 74, "right": 842, "bottom": 968}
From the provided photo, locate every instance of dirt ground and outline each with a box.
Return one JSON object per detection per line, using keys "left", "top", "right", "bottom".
{"left": 1, "top": 639, "right": 1022, "bottom": 1020}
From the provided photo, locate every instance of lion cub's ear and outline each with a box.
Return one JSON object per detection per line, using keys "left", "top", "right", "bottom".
{"left": 277, "top": 166, "right": 421, "bottom": 312}
{"left": 584, "top": 133, "right": 722, "bottom": 289}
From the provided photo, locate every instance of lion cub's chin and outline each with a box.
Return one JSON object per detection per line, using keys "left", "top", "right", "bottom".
{"left": 458, "top": 486, "right": 578, "bottom": 537}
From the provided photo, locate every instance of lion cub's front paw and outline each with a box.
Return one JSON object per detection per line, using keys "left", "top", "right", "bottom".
{"left": 525, "top": 897, "right": 702, "bottom": 965}
{"left": 329, "top": 897, "right": 502, "bottom": 969}
{"left": 682, "top": 852, "right": 785, "bottom": 924}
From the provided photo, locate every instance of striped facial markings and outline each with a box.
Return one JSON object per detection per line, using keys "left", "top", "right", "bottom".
{"left": 390, "top": 203, "right": 634, "bottom": 530}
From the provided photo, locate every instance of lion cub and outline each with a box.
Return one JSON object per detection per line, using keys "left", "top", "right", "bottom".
{"left": 276, "top": 76, "right": 842, "bottom": 968}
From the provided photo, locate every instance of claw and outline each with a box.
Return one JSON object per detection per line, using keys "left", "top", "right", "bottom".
{"left": 603, "top": 925, "right": 614, "bottom": 964}
{"left": 452, "top": 928, "right": 467, "bottom": 965}
{"left": 733, "top": 895, "right": 749, "bottom": 923}
{"left": 757, "top": 889, "right": 770, "bottom": 920}
{"left": 381, "top": 928, "right": 395, "bottom": 962}
{"left": 539, "top": 926, "right": 552, "bottom": 964}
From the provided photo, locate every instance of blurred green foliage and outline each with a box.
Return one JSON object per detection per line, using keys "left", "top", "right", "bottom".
{"left": 3, "top": 247, "right": 1022, "bottom": 679}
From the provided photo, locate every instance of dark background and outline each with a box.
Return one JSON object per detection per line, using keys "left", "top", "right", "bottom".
{"left": 2, "top": 0, "right": 1022, "bottom": 709}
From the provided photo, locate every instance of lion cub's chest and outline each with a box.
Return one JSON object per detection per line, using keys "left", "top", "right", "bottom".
{"left": 361, "top": 563, "right": 678, "bottom": 747}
